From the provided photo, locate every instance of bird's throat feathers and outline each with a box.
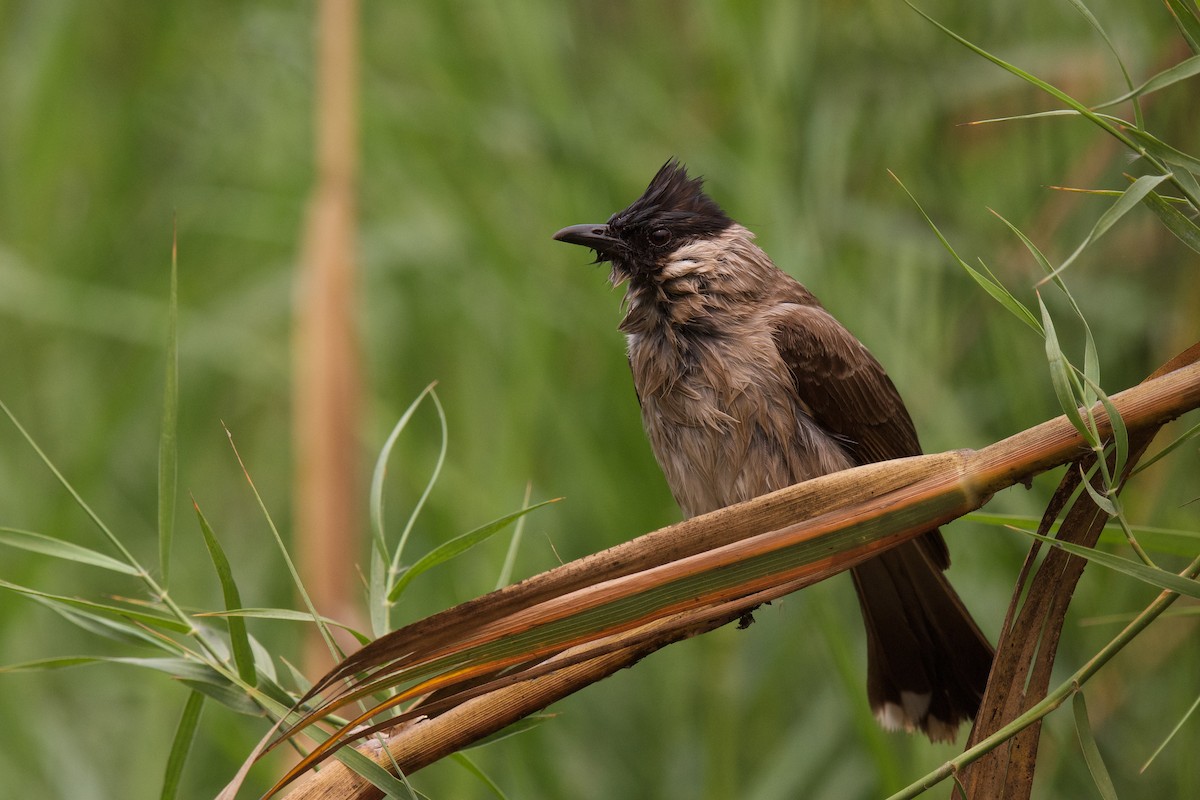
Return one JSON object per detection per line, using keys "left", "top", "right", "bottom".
{"left": 617, "top": 224, "right": 779, "bottom": 335}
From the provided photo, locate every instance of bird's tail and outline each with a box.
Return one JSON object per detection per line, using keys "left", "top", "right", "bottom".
{"left": 849, "top": 539, "right": 994, "bottom": 742}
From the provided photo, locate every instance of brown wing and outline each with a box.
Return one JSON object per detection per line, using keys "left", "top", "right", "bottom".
{"left": 771, "top": 300, "right": 950, "bottom": 567}
{"left": 771, "top": 302, "right": 921, "bottom": 464}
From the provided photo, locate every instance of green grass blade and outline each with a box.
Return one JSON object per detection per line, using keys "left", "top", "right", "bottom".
{"left": 1037, "top": 293, "right": 1093, "bottom": 445}
{"left": 181, "top": 678, "right": 262, "bottom": 715}
{"left": 1014, "top": 529, "right": 1200, "bottom": 599}
{"left": 0, "top": 578, "right": 192, "bottom": 632}
{"left": 1141, "top": 690, "right": 1200, "bottom": 773}
{"left": 1064, "top": 0, "right": 1141, "bottom": 125}
{"left": 222, "top": 423, "right": 342, "bottom": 660}
{"left": 1130, "top": 420, "right": 1200, "bottom": 476}
{"left": 159, "top": 222, "right": 179, "bottom": 585}
{"left": 0, "top": 527, "right": 140, "bottom": 574}
{"left": 1073, "top": 692, "right": 1118, "bottom": 800}
{"left": 0, "top": 399, "right": 149, "bottom": 577}
{"left": 1043, "top": 173, "right": 1171, "bottom": 282}
{"left": 160, "top": 690, "right": 205, "bottom": 800}
{"left": 388, "top": 499, "right": 557, "bottom": 603}
{"left": 193, "top": 500, "right": 257, "bottom": 686}
{"left": 1080, "top": 374, "right": 1128, "bottom": 481}
{"left": 390, "top": 389, "right": 449, "bottom": 578}
{"left": 907, "top": 4, "right": 1138, "bottom": 151}
{"left": 1164, "top": 0, "right": 1200, "bottom": 54}
{"left": 451, "top": 752, "right": 510, "bottom": 800}
{"left": 334, "top": 746, "right": 417, "bottom": 800}
{"left": 369, "top": 382, "right": 436, "bottom": 557}
{"left": 890, "top": 172, "right": 1041, "bottom": 333}
{"left": 33, "top": 597, "right": 175, "bottom": 648}
{"left": 495, "top": 482, "right": 533, "bottom": 590}
{"left": 1094, "top": 54, "right": 1200, "bottom": 108}
{"left": 1140, "top": 190, "right": 1200, "bottom": 254}
{"left": 198, "top": 608, "right": 371, "bottom": 644}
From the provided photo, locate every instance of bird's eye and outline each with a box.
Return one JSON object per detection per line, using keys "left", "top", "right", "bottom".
{"left": 649, "top": 228, "right": 671, "bottom": 246}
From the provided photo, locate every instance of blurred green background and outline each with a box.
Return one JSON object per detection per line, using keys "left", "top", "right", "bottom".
{"left": 1, "top": 1, "right": 1197, "bottom": 797}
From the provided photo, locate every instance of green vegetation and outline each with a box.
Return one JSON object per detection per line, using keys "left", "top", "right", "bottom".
{"left": 1, "top": 1, "right": 1197, "bottom": 798}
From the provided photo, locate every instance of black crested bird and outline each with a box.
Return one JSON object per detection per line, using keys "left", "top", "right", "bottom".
{"left": 554, "top": 160, "right": 993, "bottom": 741}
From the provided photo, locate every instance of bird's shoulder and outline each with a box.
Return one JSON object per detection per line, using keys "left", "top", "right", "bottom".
{"left": 765, "top": 288, "right": 922, "bottom": 464}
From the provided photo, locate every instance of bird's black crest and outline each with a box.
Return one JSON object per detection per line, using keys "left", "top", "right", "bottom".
{"left": 610, "top": 159, "right": 733, "bottom": 241}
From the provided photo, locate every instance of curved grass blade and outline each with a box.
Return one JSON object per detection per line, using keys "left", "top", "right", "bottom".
{"left": 496, "top": 482, "right": 533, "bottom": 590}
{"left": 160, "top": 690, "right": 204, "bottom": 800}
{"left": 193, "top": 500, "right": 256, "bottom": 685}
{"left": 387, "top": 500, "right": 557, "bottom": 603}
{"left": 1038, "top": 293, "right": 1093, "bottom": 446}
{"left": 890, "top": 172, "right": 1040, "bottom": 333}
{"left": 0, "top": 527, "right": 140, "bottom": 574}
{"left": 1130, "top": 420, "right": 1200, "bottom": 476}
{"left": 1094, "top": 54, "right": 1200, "bottom": 109}
{"left": 1165, "top": 0, "right": 1200, "bottom": 53}
{"left": 1064, "top": 0, "right": 1141, "bottom": 126}
{"left": 223, "top": 423, "right": 342, "bottom": 660}
{"left": 1073, "top": 692, "right": 1118, "bottom": 800}
{"left": 0, "top": 578, "right": 191, "bottom": 632}
{"left": 1140, "top": 190, "right": 1200, "bottom": 255}
{"left": 198, "top": 608, "right": 371, "bottom": 645}
{"left": 1015, "top": 529, "right": 1200, "bottom": 598}
{"left": 451, "top": 752, "right": 510, "bottom": 800}
{"left": 1041, "top": 173, "right": 1171, "bottom": 283}
{"left": 159, "top": 221, "right": 179, "bottom": 585}
{"left": 1141, "top": 690, "right": 1200, "bottom": 773}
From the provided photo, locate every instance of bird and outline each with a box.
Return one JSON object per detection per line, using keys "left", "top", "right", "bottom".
{"left": 553, "top": 159, "right": 994, "bottom": 741}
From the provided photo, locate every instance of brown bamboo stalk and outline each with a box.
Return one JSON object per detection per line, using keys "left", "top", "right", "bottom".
{"left": 957, "top": 342, "right": 1200, "bottom": 799}
{"left": 280, "top": 357, "right": 1200, "bottom": 799}
{"left": 295, "top": 0, "right": 363, "bottom": 673}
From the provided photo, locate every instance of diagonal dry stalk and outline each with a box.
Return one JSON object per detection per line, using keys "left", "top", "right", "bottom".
{"left": 273, "top": 353, "right": 1200, "bottom": 800}
{"left": 956, "top": 342, "right": 1200, "bottom": 799}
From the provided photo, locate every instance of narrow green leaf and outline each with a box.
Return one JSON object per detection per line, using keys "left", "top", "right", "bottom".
{"left": 1045, "top": 174, "right": 1171, "bottom": 282}
{"left": 388, "top": 500, "right": 558, "bottom": 603}
{"left": 1164, "top": 0, "right": 1200, "bottom": 54}
{"left": 390, "top": 389, "right": 449, "bottom": 576}
{"left": 1124, "top": 128, "right": 1200, "bottom": 174}
{"left": 335, "top": 745, "right": 417, "bottom": 800}
{"left": 466, "top": 714, "right": 555, "bottom": 748}
{"left": 370, "top": 382, "right": 436, "bottom": 556}
{"left": 1141, "top": 691, "right": 1200, "bottom": 773}
{"left": 0, "top": 655, "right": 110, "bottom": 672}
{"left": 1073, "top": 692, "right": 1118, "bottom": 800}
{"left": 0, "top": 399, "right": 147, "bottom": 574}
{"left": 1141, "top": 190, "right": 1200, "bottom": 254}
{"left": 451, "top": 752, "right": 510, "bottom": 800}
{"left": 1015, "top": 529, "right": 1200, "bottom": 599}
{"left": 0, "top": 654, "right": 221, "bottom": 682}
{"left": 159, "top": 223, "right": 180, "bottom": 585}
{"left": 1095, "top": 54, "right": 1200, "bottom": 108}
{"left": 1037, "top": 294, "right": 1093, "bottom": 445}
{"left": 496, "top": 482, "right": 534, "bottom": 590}
{"left": 181, "top": 678, "right": 262, "bottom": 715}
{"left": 1064, "top": 0, "right": 1141, "bottom": 125}
{"left": 194, "top": 501, "right": 257, "bottom": 685}
{"left": 223, "top": 424, "right": 343, "bottom": 661}
{"left": 160, "top": 690, "right": 204, "bottom": 800}
{"left": 0, "top": 527, "right": 140, "bottom": 574}
{"left": 0, "top": 578, "right": 192, "bottom": 632}
{"left": 1080, "top": 374, "right": 1129, "bottom": 481}
{"left": 198, "top": 608, "right": 370, "bottom": 644}
{"left": 1131, "top": 420, "right": 1200, "bottom": 476}
{"left": 890, "top": 172, "right": 1041, "bottom": 333}
{"left": 1079, "top": 468, "right": 1117, "bottom": 515}
{"left": 34, "top": 597, "right": 173, "bottom": 649}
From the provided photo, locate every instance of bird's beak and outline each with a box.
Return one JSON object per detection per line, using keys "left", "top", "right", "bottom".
{"left": 553, "top": 223, "right": 621, "bottom": 257}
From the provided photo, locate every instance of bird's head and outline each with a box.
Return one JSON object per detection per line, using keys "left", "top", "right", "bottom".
{"left": 554, "top": 160, "right": 734, "bottom": 284}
